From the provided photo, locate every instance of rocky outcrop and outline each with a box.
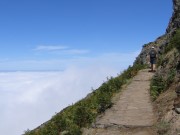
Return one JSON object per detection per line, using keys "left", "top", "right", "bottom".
{"left": 136, "top": 0, "right": 180, "bottom": 65}
{"left": 166, "top": 0, "right": 180, "bottom": 36}
{"left": 135, "top": 1, "right": 180, "bottom": 134}
{"left": 135, "top": 35, "right": 168, "bottom": 65}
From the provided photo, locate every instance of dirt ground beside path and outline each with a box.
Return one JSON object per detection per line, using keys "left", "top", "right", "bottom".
{"left": 82, "top": 69, "right": 157, "bottom": 135}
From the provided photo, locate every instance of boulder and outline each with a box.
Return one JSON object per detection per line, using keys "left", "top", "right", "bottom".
{"left": 175, "top": 108, "right": 180, "bottom": 114}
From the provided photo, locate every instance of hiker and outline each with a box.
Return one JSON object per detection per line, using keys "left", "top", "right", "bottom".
{"left": 149, "top": 46, "right": 157, "bottom": 72}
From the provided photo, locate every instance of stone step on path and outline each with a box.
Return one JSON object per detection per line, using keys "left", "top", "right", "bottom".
{"left": 82, "top": 69, "right": 157, "bottom": 135}
{"left": 82, "top": 127, "right": 155, "bottom": 135}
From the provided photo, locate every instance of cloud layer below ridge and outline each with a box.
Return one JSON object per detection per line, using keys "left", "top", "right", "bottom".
{"left": 0, "top": 50, "right": 139, "bottom": 135}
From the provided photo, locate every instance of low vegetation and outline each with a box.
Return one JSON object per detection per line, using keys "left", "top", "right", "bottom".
{"left": 150, "top": 74, "right": 166, "bottom": 100}
{"left": 164, "top": 29, "right": 180, "bottom": 53}
{"left": 156, "top": 121, "right": 171, "bottom": 135}
{"left": 150, "top": 29, "right": 180, "bottom": 100}
{"left": 25, "top": 29, "right": 180, "bottom": 135}
{"left": 24, "top": 63, "right": 145, "bottom": 135}
{"left": 150, "top": 68, "right": 176, "bottom": 100}
{"left": 170, "top": 29, "right": 180, "bottom": 52}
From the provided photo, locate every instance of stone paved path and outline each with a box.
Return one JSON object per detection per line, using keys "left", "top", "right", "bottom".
{"left": 82, "top": 69, "right": 157, "bottom": 135}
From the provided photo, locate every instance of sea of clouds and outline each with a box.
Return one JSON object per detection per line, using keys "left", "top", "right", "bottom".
{"left": 0, "top": 51, "right": 139, "bottom": 135}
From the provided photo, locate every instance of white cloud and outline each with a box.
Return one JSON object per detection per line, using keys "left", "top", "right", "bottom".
{"left": 0, "top": 51, "right": 139, "bottom": 135}
{"left": 34, "top": 45, "right": 68, "bottom": 51}
{"left": 0, "top": 51, "right": 138, "bottom": 71}
{"left": 62, "top": 49, "right": 89, "bottom": 54}
{"left": 0, "top": 66, "right": 120, "bottom": 135}
{"left": 33, "top": 45, "right": 90, "bottom": 55}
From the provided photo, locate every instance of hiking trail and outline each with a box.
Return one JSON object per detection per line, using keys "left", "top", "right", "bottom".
{"left": 82, "top": 69, "right": 157, "bottom": 135}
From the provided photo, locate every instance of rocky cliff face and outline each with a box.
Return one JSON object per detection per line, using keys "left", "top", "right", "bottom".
{"left": 136, "top": 0, "right": 180, "bottom": 65}
{"left": 135, "top": 34, "right": 168, "bottom": 65}
{"left": 166, "top": 0, "right": 180, "bottom": 35}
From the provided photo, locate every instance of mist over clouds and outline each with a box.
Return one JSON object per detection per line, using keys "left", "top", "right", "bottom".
{"left": 0, "top": 51, "right": 139, "bottom": 135}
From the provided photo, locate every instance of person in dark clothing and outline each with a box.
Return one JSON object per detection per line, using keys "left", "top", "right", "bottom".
{"left": 149, "top": 46, "right": 157, "bottom": 72}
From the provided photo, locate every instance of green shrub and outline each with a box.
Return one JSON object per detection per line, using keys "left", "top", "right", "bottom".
{"left": 24, "top": 63, "right": 145, "bottom": 135}
{"left": 164, "top": 43, "right": 174, "bottom": 54}
{"left": 150, "top": 75, "right": 166, "bottom": 100}
{"left": 150, "top": 69, "right": 176, "bottom": 100}
{"left": 164, "top": 29, "right": 180, "bottom": 53}
{"left": 171, "top": 29, "right": 180, "bottom": 52}
{"left": 53, "top": 113, "right": 70, "bottom": 131}
{"left": 166, "top": 69, "right": 176, "bottom": 88}
{"left": 38, "top": 122, "right": 59, "bottom": 135}
{"left": 156, "top": 121, "right": 170, "bottom": 135}
{"left": 97, "top": 91, "right": 112, "bottom": 113}
{"left": 73, "top": 102, "right": 95, "bottom": 127}
{"left": 63, "top": 124, "right": 82, "bottom": 135}
{"left": 157, "top": 55, "right": 163, "bottom": 67}
{"left": 24, "top": 129, "right": 34, "bottom": 135}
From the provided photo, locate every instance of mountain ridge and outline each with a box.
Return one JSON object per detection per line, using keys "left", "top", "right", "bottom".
{"left": 25, "top": 0, "right": 180, "bottom": 134}
{"left": 136, "top": 0, "right": 180, "bottom": 134}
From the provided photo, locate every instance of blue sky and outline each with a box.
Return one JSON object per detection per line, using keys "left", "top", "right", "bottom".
{"left": 0, "top": 0, "right": 172, "bottom": 71}
{"left": 0, "top": 1, "right": 174, "bottom": 134}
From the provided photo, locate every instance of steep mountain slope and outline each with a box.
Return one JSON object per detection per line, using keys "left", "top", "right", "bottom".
{"left": 25, "top": 0, "right": 180, "bottom": 135}
{"left": 166, "top": 0, "right": 180, "bottom": 35}
{"left": 24, "top": 64, "right": 145, "bottom": 135}
{"left": 136, "top": 0, "right": 180, "bottom": 65}
{"left": 136, "top": 0, "right": 180, "bottom": 134}
{"left": 82, "top": 69, "right": 156, "bottom": 135}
